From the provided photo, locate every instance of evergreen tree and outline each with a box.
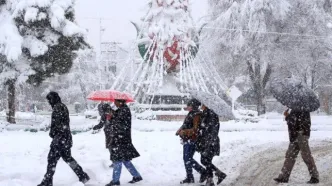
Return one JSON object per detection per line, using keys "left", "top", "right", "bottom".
{"left": 0, "top": 0, "right": 89, "bottom": 123}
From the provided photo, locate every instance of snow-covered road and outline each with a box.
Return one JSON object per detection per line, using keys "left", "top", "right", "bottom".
{"left": 229, "top": 141, "right": 332, "bottom": 186}
{"left": 0, "top": 116, "right": 331, "bottom": 186}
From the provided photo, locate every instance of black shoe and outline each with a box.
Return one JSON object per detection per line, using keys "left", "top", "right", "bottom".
{"left": 180, "top": 177, "right": 195, "bottom": 184}
{"left": 37, "top": 178, "right": 52, "bottom": 186}
{"left": 199, "top": 171, "right": 208, "bottom": 183}
{"left": 205, "top": 177, "right": 215, "bottom": 186}
{"left": 307, "top": 177, "right": 319, "bottom": 184}
{"left": 273, "top": 177, "right": 289, "bottom": 183}
{"left": 129, "top": 176, "right": 143, "bottom": 184}
{"left": 105, "top": 181, "right": 120, "bottom": 186}
{"left": 215, "top": 171, "right": 227, "bottom": 185}
{"left": 79, "top": 173, "right": 90, "bottom": 184}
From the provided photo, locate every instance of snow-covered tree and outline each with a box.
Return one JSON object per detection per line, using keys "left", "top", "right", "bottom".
{"left": 274, "top": 0, "right": 332, "bottom": 90}
{"left": 0, "top": 0, "right": 88, "bottom": 123}
{"left": 62, "top": 49, "right": 98, "bottom": 109}
{"left": 13, "top": 0, "right": 89, "bottom": 85}
{"left": 205, "top": 0, "right": 291, "bottom": 115}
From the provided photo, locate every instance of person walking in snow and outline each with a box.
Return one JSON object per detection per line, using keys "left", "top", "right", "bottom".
{"left": 93, "top": 103, "right": 114, "bottom": 167}
{"left": 274, "top": 108, "right": 319, "bottom": 184}
{"left": 196, "top": 105, "right": 227, "bottom": 186}
{"left": 105, "top": 99, "right": 142, "bottom": 186}
{"left": 176, "top": 98, "right": 206, "bottom": 184}
{"left": 38, "top": 92, "right": 90, "bottom": 186}
{"left": 98, "top": 101, "right": 106, "bottom": 116}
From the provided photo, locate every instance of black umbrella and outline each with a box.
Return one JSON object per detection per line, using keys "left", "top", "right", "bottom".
{"left": 189, "top": 90, "right": 234, "bottom": 119}
{"left": 270, "top": 77, "right": 320, "bottom": 112}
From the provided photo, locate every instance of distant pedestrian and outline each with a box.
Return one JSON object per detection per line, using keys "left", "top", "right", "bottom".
{"left": 37, "top": 92, "right": 90, "bottom": 186}
{"left": 274, "top": 108, "right": 319, "bottom": 184}
{"left": 105, "top": 99, "right": 142, "bottom": 186}
{"left": 93, "top": 103, "right": 114, "bottom": 167}
{"left": 176, "top": 98, "right": 206, "bottom": 184}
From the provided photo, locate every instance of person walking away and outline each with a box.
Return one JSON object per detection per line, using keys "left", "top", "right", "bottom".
{"left": 93, "top": 103, "right": 114, "bottom": 168}
{"left": 196, "top": 105, "right": 227, "bottom": 186}
{"left": 176, "top": 98, "right": 206, "bottom": 184}
{"left": 106, "top": 99, "right": 142, "bottom": 186}
{"left": 274, "top": 108, "right": 319, "bottom": 184}
{"left": 38, "top": 92, "right": 90, "bottom": 186}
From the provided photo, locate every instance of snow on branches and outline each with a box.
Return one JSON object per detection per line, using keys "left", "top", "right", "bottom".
{"left": 0, "top": 0, "right": 89, "bottom": 85}
{"left": 13, "top": 0, "right": 86, "bottom": 57}
{"left": 144, "top": 0, "right": 195, "bottom": 47}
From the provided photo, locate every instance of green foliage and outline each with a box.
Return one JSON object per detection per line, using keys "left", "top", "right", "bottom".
{"left": 13, "top": 4, "right": 89, "bottom": 86}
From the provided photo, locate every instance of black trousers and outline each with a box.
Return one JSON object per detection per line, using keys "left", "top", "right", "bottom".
{"left": 43, "top": 144, "right": 87, "bottom": 182}
{"left": 201, "top": 153, "right": 220, "bottom": 178}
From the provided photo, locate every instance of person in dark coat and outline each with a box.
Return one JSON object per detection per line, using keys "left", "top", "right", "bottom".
{"left": 37, "top": 92, "right": 90, "bottom": 186}
{"left": 106, "top": 99, "right": 142, "bottom": 186}
{"left": 98, "top": 101, "right": 105, "bottom": 116}
{"left": 176, "top": 98, "right": 206, "bottom": 184}
{"left": 274, "top": 108, "right": 319, "bottom": 184}
{"left": 93, "top": 103, "right": 114, "bottom": 167}
{"left": 196, "top": 105, "right": 227, "bottom": 186}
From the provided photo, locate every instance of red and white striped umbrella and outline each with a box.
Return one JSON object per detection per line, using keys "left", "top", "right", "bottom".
{"left": 87, "top": 90, "right": 135, "bottom": 103}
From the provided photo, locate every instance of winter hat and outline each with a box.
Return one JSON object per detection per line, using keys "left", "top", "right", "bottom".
{"left": 187, "top": 98, "right": 201, "bottom": 109}
{"left": 102, "top": 103, "right": 112, "bottom": 113}
{"left": 46, "top": 91, "right": 62, "bottom": 107}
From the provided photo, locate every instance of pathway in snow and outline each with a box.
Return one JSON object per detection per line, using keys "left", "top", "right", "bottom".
{"left": 229, "top": 140, "right": 332, "bottom": 186}
{"left": 1, "top": 115, "right": 332, "bottom": 186}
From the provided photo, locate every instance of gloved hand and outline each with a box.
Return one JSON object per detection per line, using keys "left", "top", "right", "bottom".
{"left": 176, "top": 129, "right": 182, "bottom": 136}
{"left": 284, "top": 108, "right": 289, "bottom": 117}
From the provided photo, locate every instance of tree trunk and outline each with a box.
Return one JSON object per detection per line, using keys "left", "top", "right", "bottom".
{"left": 247, "top": 58, "right": 271, "bottom": 116}
{"left": 6, "top": 79, "right": 16, "bottom": 124}
{"left": 79, "top": 79, "right": 88, "bottom": 109}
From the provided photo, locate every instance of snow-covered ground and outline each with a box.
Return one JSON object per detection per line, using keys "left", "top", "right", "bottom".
{"left": 0, "top": 115, "right": 331, "bottom": 186}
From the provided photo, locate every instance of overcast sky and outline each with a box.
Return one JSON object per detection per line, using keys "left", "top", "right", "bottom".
{"left": 75, "top": 0, "right": 208, "bottom": 51}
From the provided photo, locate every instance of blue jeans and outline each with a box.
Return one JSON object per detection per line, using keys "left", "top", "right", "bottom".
{"left": 113, "top": 161, "right": 141, "bottom": 182}
{"left": 183, "top": 141, "right": 205, "bottom": 178}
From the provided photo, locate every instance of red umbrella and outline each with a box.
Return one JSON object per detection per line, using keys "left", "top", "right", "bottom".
{"left": 87, "top": 90, "right": 135, "bottom": 103}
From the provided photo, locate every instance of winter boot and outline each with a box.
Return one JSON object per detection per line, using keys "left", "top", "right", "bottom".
{"left": 180, "top": 177, "right": 195, "bottom": 184}
{"left": 128, "top": 176, "right": 143, "bottom": 184}
{"left": 105, "top": 181, "right": 120, "bottom": 186}
{"left": 199, "top": 170, "right": 208, "bottom": 183}
{"left": 273, "top": 177, "right": 289, "bottom": 183}
{"left": 79, "top": 172, "right": 90, "bottom": 184}
{"left": 37, "top": 178, "right": 53, "bottom": 186}
{"left": 205, "top": 177, "right": 215, "bottom": 186}
{"left": 215, "top": 171, "right": 227, "bottom": 185}
{"left": 307, "top": 177, "right": 319, "bottom": 184}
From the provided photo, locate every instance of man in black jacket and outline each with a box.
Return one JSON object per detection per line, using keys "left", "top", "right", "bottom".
{"left": 197, "top": 105, "right": 227, "bottom": 186}
{"left": 38, "top": 92, "right": 90, "bottom": 186}
{"left": 274, "top": 108, "right": 319, "bottom": 184}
